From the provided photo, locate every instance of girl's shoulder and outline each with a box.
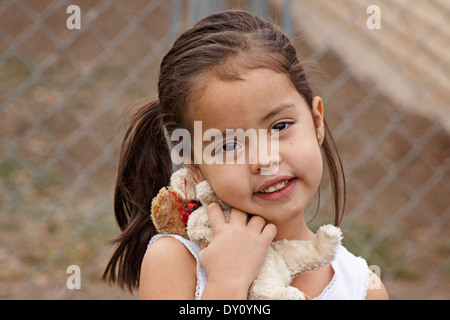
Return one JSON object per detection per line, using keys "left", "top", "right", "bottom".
{"left": 148, "top": 233, "right": 202, "bottom": 257}
{"left": 146, "top": 234, "right": 197, "bottom": 260}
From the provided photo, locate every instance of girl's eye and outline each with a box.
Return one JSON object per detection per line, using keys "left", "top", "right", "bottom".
{"left": 271, "top": 122, "right": 290, "bottom": 134}
{"left": 217, "top": 141, "right": 241, "bottom": 153}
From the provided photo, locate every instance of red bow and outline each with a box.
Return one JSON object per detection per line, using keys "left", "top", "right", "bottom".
{"left": 180, "top": 200, "right": 202, "bottom": 227}
{"left": 168, "top": 178, "right": 202, "bottom": 228}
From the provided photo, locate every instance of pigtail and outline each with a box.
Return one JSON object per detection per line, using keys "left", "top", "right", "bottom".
{"left": 103, "top": 98, "right": 172, "bottom": 292}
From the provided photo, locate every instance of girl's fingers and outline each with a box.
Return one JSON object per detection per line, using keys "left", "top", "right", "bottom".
{"left": 207, "top": 202, "right": 226, "bottom": 235}
{"left": 261, "top": 223, "right": 277, "bottom": 242}
{"left": 246, "top": 214, "right": 267, "bottom": 231}
{"left": 229, "top": 207, "right": 248, "bottom": 225}
{"left": 247, "top": 215, "right": 277, "bottom": 242}
{"left": 207, "top": 204, "right": 277, "bottom": 242}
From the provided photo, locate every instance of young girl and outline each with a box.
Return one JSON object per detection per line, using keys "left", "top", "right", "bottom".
{"left": 103, "top": 10, "right": 388, "bottom": 300}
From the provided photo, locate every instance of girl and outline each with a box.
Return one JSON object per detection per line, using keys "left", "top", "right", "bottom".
{"left": 103, "top": 10, "right": 388, "bottom": 300}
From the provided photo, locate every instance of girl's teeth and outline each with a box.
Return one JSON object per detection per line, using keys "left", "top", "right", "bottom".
{"left": 259, "top": 179, "right": 290, "bottom": 193}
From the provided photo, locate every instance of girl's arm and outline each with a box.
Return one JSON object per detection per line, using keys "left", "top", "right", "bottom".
{"left": 139, "top": 236, "right": 198, "bottom": 299}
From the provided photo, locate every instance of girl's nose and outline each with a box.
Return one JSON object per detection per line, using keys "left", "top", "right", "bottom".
{"left": 250, "top": 153, "right": 281, "bottom": 176}
{"left": 249, "top": 131, "right": 281, "bottom": 175}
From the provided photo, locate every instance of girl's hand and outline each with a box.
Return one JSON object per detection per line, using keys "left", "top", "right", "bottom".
{"left": 199, "top": 202, "right": 277, "bottom": 299}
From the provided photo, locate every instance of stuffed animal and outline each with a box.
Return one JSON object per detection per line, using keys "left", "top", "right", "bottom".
{"left": 151, "top": 168, "right": 343, "bottom": 300}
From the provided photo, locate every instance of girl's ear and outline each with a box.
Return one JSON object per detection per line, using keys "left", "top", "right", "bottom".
{"left": 184, "top": 163, "right": 205, "bottom": 184}
{"left": 312, "top": 96, "right": 325, "bottom": 146}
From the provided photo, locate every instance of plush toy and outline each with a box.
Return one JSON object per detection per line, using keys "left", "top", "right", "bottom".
{"left": 151, "top": 168, "right": 343, "bottom": 300}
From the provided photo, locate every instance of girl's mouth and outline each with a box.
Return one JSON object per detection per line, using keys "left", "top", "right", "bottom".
{"left": 254, "top": 178, "right": 297, "bottom": 201}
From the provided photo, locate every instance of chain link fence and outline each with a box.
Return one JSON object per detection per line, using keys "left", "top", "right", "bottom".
{"left": 0, "top": 0, "right": 448, "bottom": 299}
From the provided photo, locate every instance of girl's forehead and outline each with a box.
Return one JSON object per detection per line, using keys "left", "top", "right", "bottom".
{"left": 188, "top": 68, "right": 300, "bottom": 128}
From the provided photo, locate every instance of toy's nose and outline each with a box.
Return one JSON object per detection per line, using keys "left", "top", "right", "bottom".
{"left": 185, "top": 200, "right": 202, "bottom": 212}
{"left": 180, "top": 200, "right": 203, "bottom": 227}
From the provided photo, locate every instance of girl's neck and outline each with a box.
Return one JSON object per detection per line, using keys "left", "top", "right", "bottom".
{"left": 273, "top": 213, "right": 315, "bottom": 242}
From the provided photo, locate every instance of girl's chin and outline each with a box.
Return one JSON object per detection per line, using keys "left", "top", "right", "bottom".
{"left": 249, "top": 202, "right": 307, "bottom": 225}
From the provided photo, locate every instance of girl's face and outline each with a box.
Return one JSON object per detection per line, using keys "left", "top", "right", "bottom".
{"left": 185, "top": 68, "right": 324, "bottom": 236}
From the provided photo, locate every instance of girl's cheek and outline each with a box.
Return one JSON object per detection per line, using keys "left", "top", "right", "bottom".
{"left": 290, "top": 143, "right": 323, "bottom": 179}
{"left": 306, "top": 149, "right": 324, "bottom": 187}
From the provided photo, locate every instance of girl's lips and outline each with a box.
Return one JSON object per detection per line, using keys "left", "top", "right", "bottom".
{"left": 253, "top": 178, "right": 297, "bottom": 201}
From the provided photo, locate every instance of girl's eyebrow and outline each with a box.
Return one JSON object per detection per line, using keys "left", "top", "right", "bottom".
{"left": 202, "top": 103, "right": 296, "bottom": 143}
{"left": 260, "top": 103, "right": 295, "bottom": 124}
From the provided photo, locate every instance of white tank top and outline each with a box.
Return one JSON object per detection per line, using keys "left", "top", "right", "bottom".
{"left": 148, "top": 234, "right": 369, "bottom": 300}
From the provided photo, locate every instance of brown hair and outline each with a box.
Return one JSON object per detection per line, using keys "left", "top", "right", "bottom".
{"left": 103, "top": 9, "right": 346, "bottom": 292}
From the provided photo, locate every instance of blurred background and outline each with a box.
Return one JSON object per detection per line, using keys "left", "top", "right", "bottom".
{"left": 0, "top": 0, "right": 448, "bottom": 299}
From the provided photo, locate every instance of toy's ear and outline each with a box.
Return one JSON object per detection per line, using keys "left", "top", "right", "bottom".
{"left": 151, "top": 187, "right": 188, "bottom": 237}
{"left": 151, "top": 187, "right": 174, "bottom": 232}
{"left": 184, "top": 163, "right": 205, "bottom": 184}
{"left": 170, "top": 167, "right": 197, "bottom": 200}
